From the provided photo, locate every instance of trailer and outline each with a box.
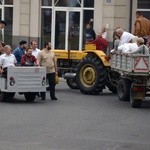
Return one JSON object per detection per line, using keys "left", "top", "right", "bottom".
{"left": 0, "top": 66, "right": 46, "bottom": 102}
{"left": 111, "top": 52, "right": 150, "bottom": 108}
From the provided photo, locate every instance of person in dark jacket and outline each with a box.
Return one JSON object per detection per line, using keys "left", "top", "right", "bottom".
{"left": 13, "top": 40, "right": 28, "bottom": 65}
{"left": 85, "top": 24, "right": 96, "bottom": 42}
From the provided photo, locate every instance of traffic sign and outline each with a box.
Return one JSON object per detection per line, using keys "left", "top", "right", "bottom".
{"left": 134, "top": 57, "right": 148, "bottom": 71}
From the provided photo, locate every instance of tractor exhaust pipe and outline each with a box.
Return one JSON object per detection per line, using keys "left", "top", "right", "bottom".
{"left": 63, "top": 73, "right": 76, "bottom": 79}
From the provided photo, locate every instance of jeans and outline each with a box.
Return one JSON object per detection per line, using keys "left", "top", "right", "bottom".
{"left": 41, "top": 72, "right": 56, "bottom": 99}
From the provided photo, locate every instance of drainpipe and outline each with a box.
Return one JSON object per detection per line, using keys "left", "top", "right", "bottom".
{"left": 129, "top": 0, "right": 133, "bottom": 32}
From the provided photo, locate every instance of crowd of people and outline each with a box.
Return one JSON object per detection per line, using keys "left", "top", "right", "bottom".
{"left": 0, "top": 19, "right": 58, "bottom": 101}
{"left": 85, "top": 11, "right": 150, "bottom": 54}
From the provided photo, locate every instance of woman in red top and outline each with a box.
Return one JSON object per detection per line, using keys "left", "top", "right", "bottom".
{"left": 87, "top": 33, "right": 108, "bottom": 52}
{"left": 21, "top": 47, "right": 37, "bottom": 66}
{"left": 94, "top": 33, "right": 108, "bottom": 52}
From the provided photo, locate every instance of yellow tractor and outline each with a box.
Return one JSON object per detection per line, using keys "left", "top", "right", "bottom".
{"left": 52, "top": 49, "right": 86, "bottom": 89}
{"left": 53, "top": 43, "right": 120, "bottom": 94}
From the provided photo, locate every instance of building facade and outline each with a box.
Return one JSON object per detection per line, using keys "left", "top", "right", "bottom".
{"left": 1, "top": 0, "right": 150, "bottom": 50}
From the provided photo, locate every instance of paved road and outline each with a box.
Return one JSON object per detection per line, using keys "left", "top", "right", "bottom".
{"left": 0, "top": 81, "right": 150, "bottom": 150}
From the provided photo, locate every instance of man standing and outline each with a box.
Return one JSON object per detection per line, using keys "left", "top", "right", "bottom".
{"left": 0, "top": 20, "right": 7, "bottom": 42}
{"left": 133, "top": 11, "right": 150, "bottom": 44}
{"left": 13, "top": 40, "right": 28, "bottom": 65}
{"left": 37, "top": 42, "right": 58, "bottom": 100}
{"left": 30, "top": 40, "right": 41, "bottom": 58}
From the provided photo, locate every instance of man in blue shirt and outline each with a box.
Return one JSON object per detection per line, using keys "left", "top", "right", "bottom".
{"left": 13, "top": 40, "right": 27, "bottom": 65}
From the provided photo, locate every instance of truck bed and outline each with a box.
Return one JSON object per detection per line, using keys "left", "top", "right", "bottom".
{"left": 111, "top": 53, "right": 150, "bottom": 76}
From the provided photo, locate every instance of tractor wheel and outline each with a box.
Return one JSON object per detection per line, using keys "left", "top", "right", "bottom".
{"left": 117, "top": 78, "right": 132, "bottom": 101}
{"left": 76, "top": 54, "right": 107, "bottom": 95}
{"left": 24, "top": 93, "right": 36, "bottom": 102}
{"left": 130, "top": 84, "right": 143, "bottom": 108}
{"left": 66, "top": 78, "right": 78, "bottom": 89}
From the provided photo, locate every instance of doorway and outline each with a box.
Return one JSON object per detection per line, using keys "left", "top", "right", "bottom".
{"left": 53, "top": 9, "right": 82, "bottom": 51}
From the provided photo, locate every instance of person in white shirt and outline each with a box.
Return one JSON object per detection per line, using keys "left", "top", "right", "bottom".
{"left": 111, "top": 28, "right": 135, "bottom": 53}
{"left": 118, "top": 37, "right": 149, "bottom": 54}
{"left": 30, "top": 40, "right": 41, "bottom": 98}
{"left": 116, "top": 28, "right": 135, "bottom": 46}
{"left": 0, "top": 45, "right": 17, "bottom": 77}
{"left": 131, "top": 37, "right": 149, "bottom": 54}
{"left": 117, "top": 36, "right": 139, "bottom": 53}
{"left": 31, "top": 40, "right": 41, "bottom": 58}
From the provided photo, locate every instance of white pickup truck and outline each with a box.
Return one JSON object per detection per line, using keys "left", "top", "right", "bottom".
{"left": 0, "top": 66, "right": 46, "bottom": 102}
{"left": 111, "top": 53, "right": 150, "bottom": 108}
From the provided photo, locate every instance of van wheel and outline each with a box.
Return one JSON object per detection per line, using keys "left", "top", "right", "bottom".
{"left": 0, "top": 91, "right": 5, "bottom": 102}
{"left": 0, "top": 92, "right": 15, "bottom": 102}
{"left": 24, "top": 93, "right": 36, "bottom": 102}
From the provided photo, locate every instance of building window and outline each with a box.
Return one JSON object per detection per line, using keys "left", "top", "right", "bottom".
{"left": 42, "top": 0, "right": 52, "bottom": 6}
{"left": 84, "top": 0, "right": 94, "bottom": 7}
{"left": 41, "top": 9, "right": 52, "bottom": 47}
{"left": 54, "top": 0, "right": 81, "bottom": 7}
{"left": 41, "top": 0, "right": 94, "bottom": 50}
{"left": 137, "top": 0, "right": 150, "bottom": 9}
{"left": 137, "top": 0, "right": 150, "bottom": 19}
{"left": 0, "top": 0, "right": 13, "bottom": 45}
{"left": 5, "top": 0, "right": 13, "bottom": 5}
{"left": 4, "top": 7, "right": 13, "bottom": 45}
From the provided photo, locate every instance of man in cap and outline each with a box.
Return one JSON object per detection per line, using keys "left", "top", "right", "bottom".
{"left": 0, "top": 20, "right": 7, "bottom": 42}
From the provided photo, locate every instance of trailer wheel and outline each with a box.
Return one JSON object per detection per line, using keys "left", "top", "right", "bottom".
{"left": 106, "top": 82, "right": 117, "bottom": 94}
{"left": 24, "top": 93, "right": 36, "bottom": 102}
{"left": 66, "top": 78, "right": 78, "bottom": 89}
{"left": 117, "top": 78, "right": 132, "bottom": 101}
{"left": 107, "top": 71, "right": 120, "bottom": 94}
{"left": 130, "top": 84, "right": 143, "bottom": 108}
{"left": 76, "top": 54, "right": 107, "bottom": 95}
